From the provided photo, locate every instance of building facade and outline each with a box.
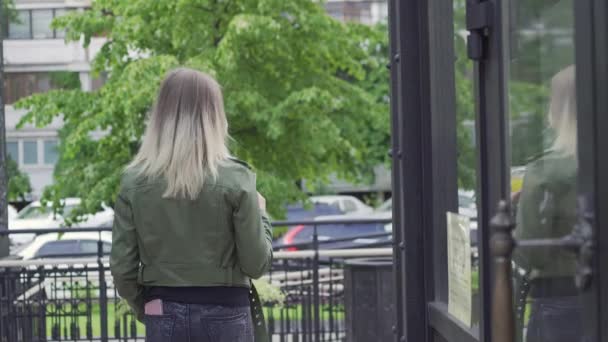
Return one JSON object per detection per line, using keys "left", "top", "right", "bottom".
{"left": 4, "top": 0, "right": 106, "bottom": 199}
{"left": 325, "top": 0, "right": 388, "bottom": 25}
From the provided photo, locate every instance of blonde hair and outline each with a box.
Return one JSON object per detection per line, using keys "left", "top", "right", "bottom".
{"left": 127, "top": 68, "right": 230, "bottom": 199}
{"left": 548, "top": 65, "right": 577, "bottom": 156}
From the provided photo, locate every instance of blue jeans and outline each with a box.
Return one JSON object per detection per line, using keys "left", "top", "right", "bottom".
{"left": 144, "top": 301, "right": 254, "bottom": 342}
{"left": 526, "top": 296, "right": 585, "bottom": 342}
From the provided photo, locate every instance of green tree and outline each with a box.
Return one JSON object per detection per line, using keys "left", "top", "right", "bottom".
{"left": 15, "top": 0, "right": 386, "bottom": 218}
{"left": 7, "top": 157, "right": 31, "bottom": 202}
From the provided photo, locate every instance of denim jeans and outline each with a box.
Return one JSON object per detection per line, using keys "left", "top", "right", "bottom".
{"left": 144, "top": 300, "right": 254, "bottom": 342}
{"left": 526, "top": 296, "right": 586, "bottom": 342}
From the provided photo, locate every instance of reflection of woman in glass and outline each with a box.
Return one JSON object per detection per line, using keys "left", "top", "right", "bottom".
{"left": 514, "top": 65, "right": 582, "bottom": 342}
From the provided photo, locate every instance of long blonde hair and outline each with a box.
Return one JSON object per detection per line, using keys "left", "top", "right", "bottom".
{"left": 127, "top": 68, "right": 230, "bottom": 199}
{"left": 548, "top": 65, "right": 577, "bottom": 156}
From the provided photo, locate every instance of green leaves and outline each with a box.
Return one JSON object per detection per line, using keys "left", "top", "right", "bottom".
{"left": 6, "top": 157, "right": 31, "bottom": 202}
{"left": 17, "top": 0, "right": 389, "bottom": 218}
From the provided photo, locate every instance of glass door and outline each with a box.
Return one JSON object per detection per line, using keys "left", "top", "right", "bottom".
{"left": 508, "top": 1, "right": 589, "bottom": 341}
{"left": 485, "top": 0, "right": 608, "bottom": 341}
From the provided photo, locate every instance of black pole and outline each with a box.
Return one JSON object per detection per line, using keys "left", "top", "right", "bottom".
{"left": 312, "top": 223, "right": 321, "bottom": 341}
{"left": 0, "top": 0, "right": 9, "bottom": 258}
{"left": 98, "top": 237, "right": 109, "bottom": 342}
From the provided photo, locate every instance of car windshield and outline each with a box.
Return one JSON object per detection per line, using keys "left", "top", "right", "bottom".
{"left": 17, "top": 204, "right": 77, "bottom": 220}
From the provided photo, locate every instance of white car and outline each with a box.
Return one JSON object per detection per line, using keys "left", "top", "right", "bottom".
{"left": 309, "top": 195, "right": 373, "bottom": 215}
{"left": 15, "top": 231, "right": 113, "bottom": 260}
{"left": 375, "top": 190, "right": 478, "bottom": 220}
{"left": 8, "top": 198, "right": 114, "bottom": 246}
{"left": 374, "top": 190, "right": 478, "bottom": 245}
{"left": 7, "top": 205, "right": 18, "bottom": 221}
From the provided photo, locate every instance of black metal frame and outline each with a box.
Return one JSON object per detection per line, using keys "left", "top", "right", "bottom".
{"left": 0, "top": 0, "right": 7, "bottom": 259}
{"left": 472, "top": 0, "right": 510, "bottom": 341}
{"left": 389, "top": 0, "right": 462, "bottom": 341}
{"left": 575, "top": 0, "right": 608, "bottom": 340}
{"left": 387, "top": 0, "right": 404, "bottom": 341}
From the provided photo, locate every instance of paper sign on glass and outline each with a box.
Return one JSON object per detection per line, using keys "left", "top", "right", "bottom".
{"left": 447, "top": 212, "right": 472, "bottom": 327}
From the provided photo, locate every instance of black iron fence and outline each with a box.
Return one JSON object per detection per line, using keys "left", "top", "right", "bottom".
{"left": 0, "top": 218, "right": 393, "bottom": 342}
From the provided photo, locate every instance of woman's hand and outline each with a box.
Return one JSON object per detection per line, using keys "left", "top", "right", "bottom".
{"left": 257, "top": 192, "right": 267, "bottom": 211}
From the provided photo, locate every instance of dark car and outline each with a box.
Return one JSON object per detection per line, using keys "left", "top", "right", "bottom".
{"left": 283, "top": 202, "right": 344, "bottom": 221}
{"left": 277, "top": 212, "right": 392, "bottom": 251}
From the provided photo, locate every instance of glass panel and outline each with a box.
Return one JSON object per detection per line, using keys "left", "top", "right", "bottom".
{"left": 3, "top": 72, "right": 70, "bottom": 104}
{"left": 23, "top": 141, "right": 38, "bottom": 165}
{"left": 454, "top": 0, "right": 480, "bottom": 330}
{"left": 54, "top": 9, "right": 68, "bottom": 38}
{"left": 31, "top": 10, "right": 54, "bottom": 39}
{"left": 8, "top": 10, "right": 31, "bottom": 39}
{"left": 6, "top": 141, "right": 18, "bottom": 162}
{"left": 44, "top": 140, "right": 58, "bottom": 164}
{"left": 509, "top": 0, "right": 585, "bottom": 341}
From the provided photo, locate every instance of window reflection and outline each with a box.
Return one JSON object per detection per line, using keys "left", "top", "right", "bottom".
{"left": 8, "top": 11, "right": 31, "bottom": 39}
{"left": 509, "top": 1, "right": 586, "bottom": 341}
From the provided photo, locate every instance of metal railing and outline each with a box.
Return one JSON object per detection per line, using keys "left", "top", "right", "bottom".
{"left": 0, "top": 218, "right": 393, "bottom": 342}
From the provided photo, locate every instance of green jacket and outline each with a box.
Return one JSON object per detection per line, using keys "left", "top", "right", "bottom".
{"left": 514, "top": 150, "right": 577, "bottom": 279}
{"left": 110, "top": 158, "right": 273, "bottom": 323}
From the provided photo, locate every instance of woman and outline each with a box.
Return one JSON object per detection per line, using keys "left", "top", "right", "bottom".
{"left": 514, "top": 65, "right": 582, "bottom": 342}
{"left": 110, "top": 68, "right": 273, "bottom": 342}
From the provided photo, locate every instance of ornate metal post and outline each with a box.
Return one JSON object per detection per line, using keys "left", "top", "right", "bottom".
{"left": 491, "top": 201, "right": 515, "bottom": 342}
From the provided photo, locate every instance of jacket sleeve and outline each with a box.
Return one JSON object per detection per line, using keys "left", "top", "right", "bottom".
{"left": 233, "top": 172, "right": 273, "bottom": 279}
{"left": 513, "top": 169, "right": 554, "bottom": 273}
{"left": 110, "top": 189, "right": 145, "bottom": 321}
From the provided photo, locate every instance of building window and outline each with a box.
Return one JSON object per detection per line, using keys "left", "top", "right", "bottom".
{"left": 54, "top": 9, "right": 68, "bottom": 38}
{"left": 23, "top": 141, "right": 38, "bottom": 165}
{"left": 7, "top": 8, "right": 73, "bottom": 40}
{"left": 8, "top": 10, "right": 31, "bottom": 39}
{"left": 4, "top": 72, "right": 80, "bottom": 104}
{"left": 44, "top": 140, "right": 58, "bottom": 164}
{"left": 6, "top": 141, "right": 18, "bottom": 162}
{"left": 32, "top": 10, "right": 54, "bottom": 39}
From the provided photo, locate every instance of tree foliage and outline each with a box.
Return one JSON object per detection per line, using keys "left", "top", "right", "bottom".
{"left": 6, "top": 157, "right": 31, "bottom": 202}
{"left": 15, "top": 0, "right": 387, "bottom": 217}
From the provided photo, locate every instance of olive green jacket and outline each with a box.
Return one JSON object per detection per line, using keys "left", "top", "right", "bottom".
{"left": 514, "top": 150, "right": 577, "bottom": 278}
{"left": 110, "top": 158, "right": 273, "bottom": 322}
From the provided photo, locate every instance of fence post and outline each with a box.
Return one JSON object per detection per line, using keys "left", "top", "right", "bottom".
{"left": 98, "top": 238, "right": 109, "bottom": 342}
{"left": 312, "top": 224, "right": 320, "bottom": 341}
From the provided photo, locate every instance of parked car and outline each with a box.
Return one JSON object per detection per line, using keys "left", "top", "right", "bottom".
{"left": 283, "top": 202, "right": 344, "bottom": 222}
{"left": 8, "top": 198, "right": 114, "bottom": 247}
{"left": 375, "top": 190, "right": 477, "bottom": 221}
{"left": 12, "top": 232, "right": 112, "bottom": 260}
{"left": 278, "top": 211, "right": 392, "bottom": 251}
{"left": 7, "top": 205, "right": 18, "bottom": 221}
{"left": 309, "top": 195, "right": 373, "bottom": 215}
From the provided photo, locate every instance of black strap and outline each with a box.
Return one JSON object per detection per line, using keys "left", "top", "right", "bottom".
{"left": 249, "top": 282, "right": 270, "bottom": 342}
